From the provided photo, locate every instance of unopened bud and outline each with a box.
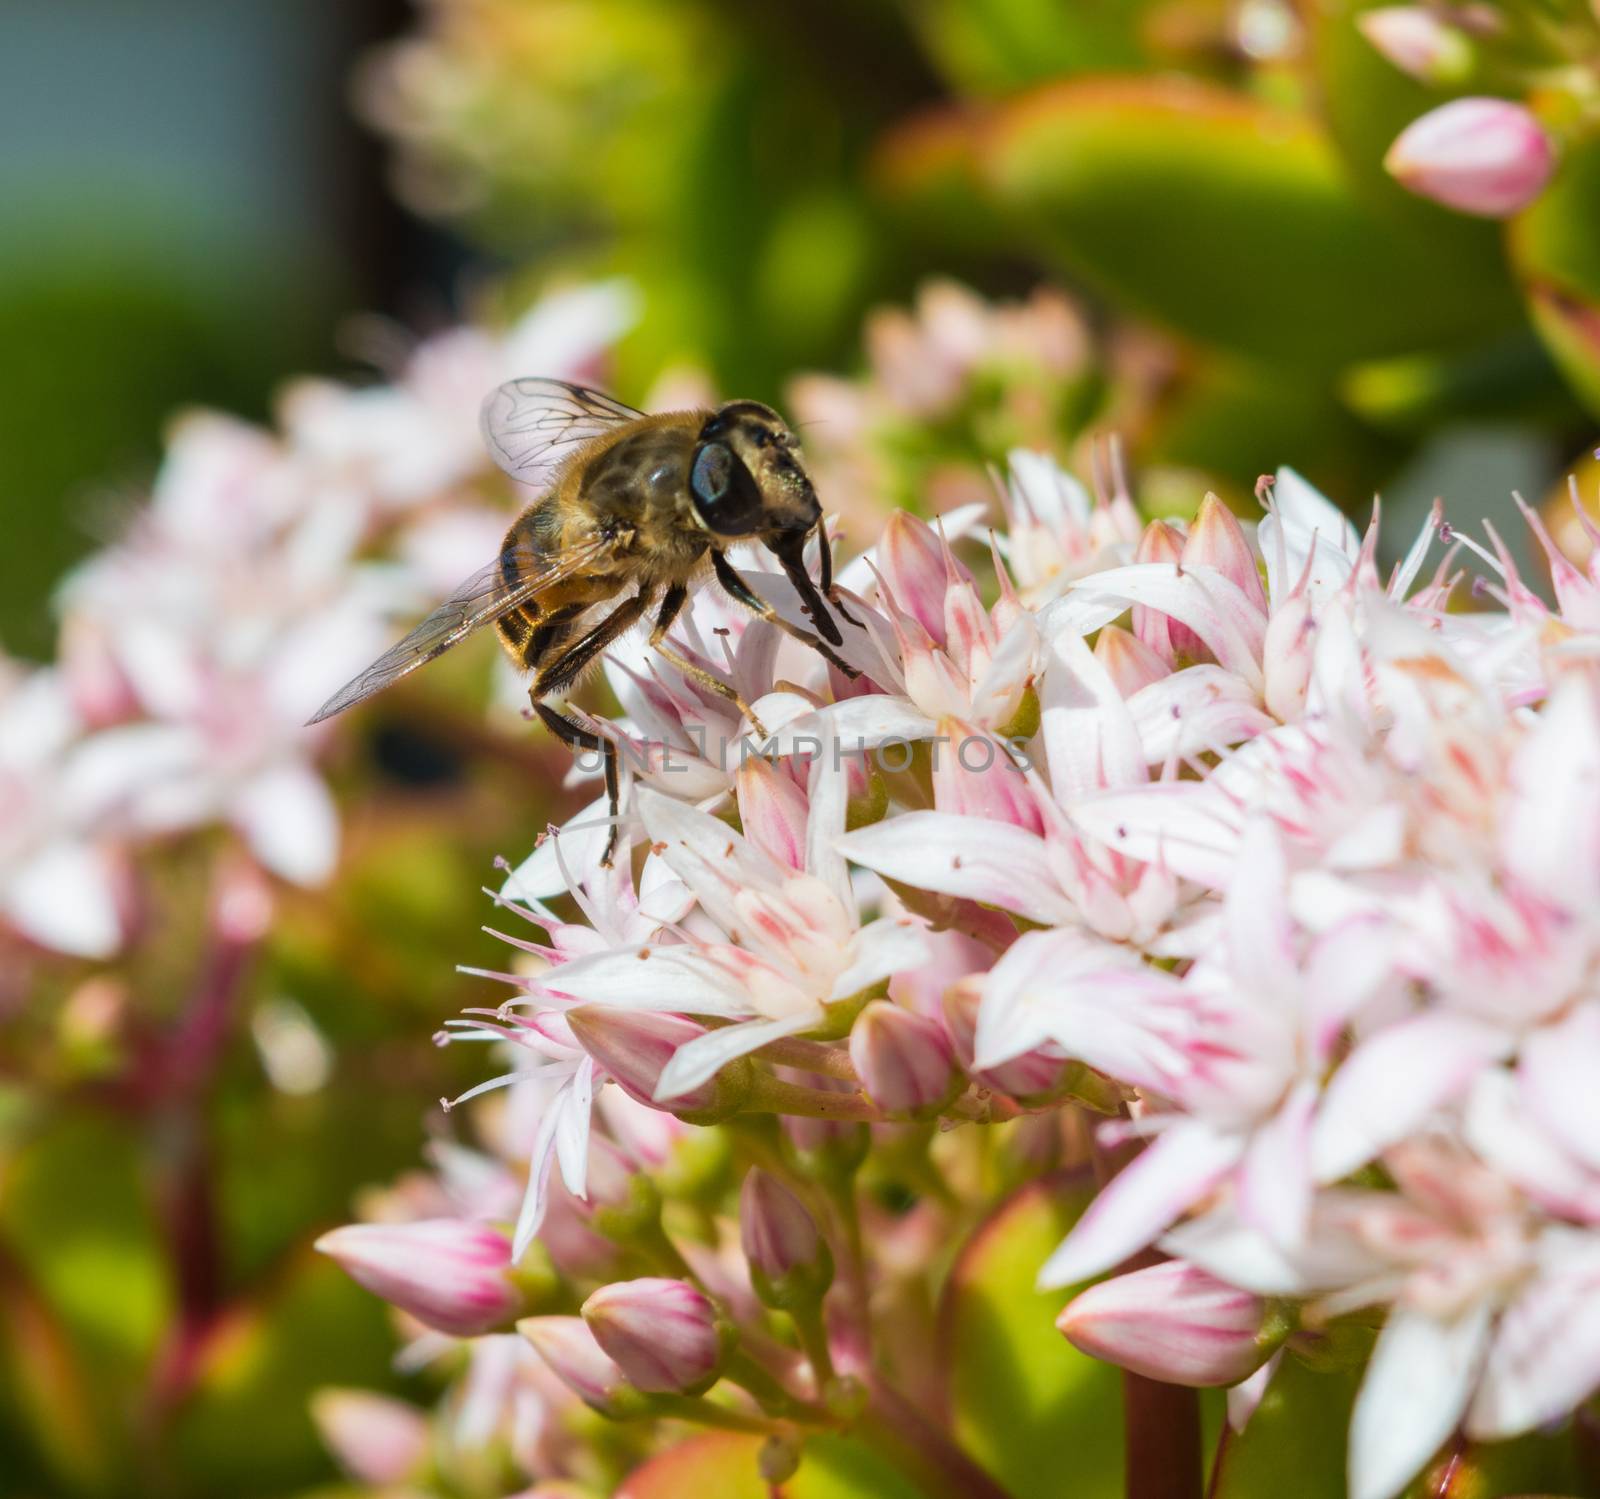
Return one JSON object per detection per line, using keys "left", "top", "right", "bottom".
{"left": 314, "top": 1219, "right": 523, "bottom": 1338}
{"left": 1357, "top": 7, "right": 1473, "bottom": 85}
{"left": 1183, "top": 494, "right": 1267, "bottom": 613}
{"left": 1133, "top": 520, "right": 1195, "bottom": 663}
{"left": 849, "top": 1001, "right": 960, "bottom": 1118}
{"left": 581, "top": 1277, "right": 728, "bottom": 1394}
{"left": 518, "top": 1315, "right": 649, "bottom": 1418}
{"left": 567, "top": 1006, "right": 749, "bottom": 1121}
{"left": 740, "top": 1170, "right": 834, "bottom": 1311}
{"left": 942, "top": 981, "right": 1066, "bottom": 1101}
{"left": 1385, "top": 97, "right": 1554, "bottom": 219}
{"left": 1094, "top": 625, "right": 1169, "bottom": 695}
{"left": 760, "top": 1434, "right": 803, "bottom": 1484}
{"left": 1057, "top": 1261, "right": 1279, "bottom": 1387}
{"left": 311, "top": 1389, "right": 429, "bottom": 1485}
{"left": 931, "top": 718, "right": 1042, "bottom": 832}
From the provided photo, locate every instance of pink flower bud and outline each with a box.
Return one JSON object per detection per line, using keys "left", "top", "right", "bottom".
{"left": 877, "top": 510, "right": 971, "bottom": 641}
{"left": 740, "top": 1170, "right": 833, "bottom": 1309}
{"left": 1057, "top": 1262, "right": 1276, "bottom": 1387}
{"left": 849, "top": 1000, "right": 960, "bottom": 1118}
{"left": 735, "top": 758, "right": 810, "bottom": 872}
{"left": 1094, "top": 625, "right": 1169, "bottom": 696}
{"left": 942, "top": 981, "right": 1066, "bottom": 1100}
{"left": 1357, "top": 7, "right": 1473, "bottom": 85}
{"left": 581, "top": 1278, "right": 726, "bottom": 1393}
{"left": 931, "top": 718, "right": 1043, "bottom": 832}
{"left": 566, "top": 1007, "right": 724, "bottom": 1116}
{"left": 519, "top": 1315, "right": 637, "bottom": 1414}
{"left": 1183, "top": 495, "right": 1267, "bottom": 614}
{"left": 1385, "top": 98, "right": 1554, "bottom": 218}
{"left": 311, "top": 1389, "right": 429, "bottom": 1485}
{"left": 1132, "top": 520, "right": 1191, "bottom": 664}
{"left": 314, "top": 1219, "right": 522, "bottom": 1337}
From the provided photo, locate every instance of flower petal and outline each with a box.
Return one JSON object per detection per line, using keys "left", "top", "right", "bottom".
{"left": 3, "top": 840, "right": 123, "bottom": 958}
{"left": 545, "top": 946, "right": 750, "bottom": 1018}
{"left": 1038, "top": 1123, "right": 1242, "bottom": 1288}
{"left": 1312, "top": 1014, "right": 1510, "bottom": 1183}
{"left": 838, "top": 811, "right": 1075, "bottom": 925}
{"left": 654, "top": 1012, "right": 815, "bottom": 1101}
{"left": 234, "top": 762, "right": 339, "bottom": 885}
{"left": 1349, "top": 1304, "right": 1491, "bottom": 1499}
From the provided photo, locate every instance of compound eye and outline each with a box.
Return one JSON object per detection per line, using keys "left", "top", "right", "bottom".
{"left": 689, "top": 441, "right": 764, "bottom": 536}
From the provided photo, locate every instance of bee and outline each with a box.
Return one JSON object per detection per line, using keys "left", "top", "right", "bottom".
{"left": 308, "top": 379, "right": 859, "bottom": 861}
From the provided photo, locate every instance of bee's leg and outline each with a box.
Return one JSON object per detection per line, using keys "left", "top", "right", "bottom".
{"left": 531, "top": 594, "right": 651, "bottom": 699}
{"left": 528, "top": 594, "right": 652, "bottom": 866}
{"left": 816, "top": 526, "right": 862, "bottom": 629}
{"left": 647, "top": 583, "right": 770, "bottom": 741}
{"left": 712, "top": 550, "right": 862, "bottom": 681}
{"left": 770, "top": 537, "right": 847, "bottom": 649}
{"left": 530, "top": 700, "right": 621, "bottom": 868}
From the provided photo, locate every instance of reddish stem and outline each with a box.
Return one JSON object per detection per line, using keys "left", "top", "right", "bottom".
{"left": 1092, "top": 1124, "right": 1203, "bottom": 1499}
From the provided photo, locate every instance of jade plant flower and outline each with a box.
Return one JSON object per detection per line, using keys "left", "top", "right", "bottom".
{"left": 317, "top": 448, "right": 1600, "bottom": 1499}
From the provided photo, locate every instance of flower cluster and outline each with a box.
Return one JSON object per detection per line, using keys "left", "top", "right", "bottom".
{"left": 3, "top": 281, "right": 635, "bottom": 960}
{"left": 320, "top": 435, "right": 1600, "bottom": 1499}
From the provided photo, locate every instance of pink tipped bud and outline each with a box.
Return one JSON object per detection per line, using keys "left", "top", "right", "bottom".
{"left": 1133, "top": 520, "right": 1193, "bottom": 663}
{"left": 581, "top": 1277, "right": 726, "bottom": 1393}
{"left": 314, "top": 1219, "right": 523, "bottom": 1338}
{"left": 1183, "top": 495, "right": 1267, "bottom": 614}
{"left": 566, "top": 1007, "right": 739, "bottom": 1118}
{"left": 1057, "top": 1262, "right": 1276, "bottom": 1387}
{"left": 877, "top": 510, "right": 971, "bottom": 641}
{"left": 1385, "top": 98, "right": 1554, "bottom": 218}
{"left": 849, "top": 1001, "right": 960, "bottom": 1118}
{"left": 519, "top": 1315, "right": 640, "bottom": 1415}
{"left": 1094, "top": 625, "right": 1169, "bottom": 696}
{"left": 311, "top": 1389, "right": 429, "bottom": 1485}
{"left": 1357, "top": 7, "right": 1473, "bottom": 85}
{"left": 740, "top": 1170, "right": 833, "bottom": 1310}
{"left": 736, "top": 758, "right": 810, "bottom": 872}
{"left": 931, "top": 718, "right": 1043, "bottom": 832}
{"left": 941, "top": 981, "right": 1066, "bottom": 1101}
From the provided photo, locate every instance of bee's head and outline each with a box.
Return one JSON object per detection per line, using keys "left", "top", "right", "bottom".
{"left": 689, "top": 401, "right": 819, "bottom": 540}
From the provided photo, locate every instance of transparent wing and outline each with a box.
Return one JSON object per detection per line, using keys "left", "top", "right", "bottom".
{"left": 480, "top": 377, "right": 646, "bottom": 490}
{"left": 307, "top": 533, "right": 614, "bottom": 724}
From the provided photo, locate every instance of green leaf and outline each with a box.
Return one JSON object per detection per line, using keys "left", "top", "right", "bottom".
{"left": 1511, "top": 130, "right": 1600, "bottom": 418}
{"left": 616, "top": 1431, "right": 925, "bottom": 1499}
{"left": 938, "top": 1170, "right": 1122, "bottom": 1499}
{"left": 983, "top": 77, "right": 1521, "bottom": 371}
{"left": 1147, "top": 353, "right": 1400, "bottom": 505}
{"left": 1209, "top": 1353, "right": 1356, "bottom": 1499}
{"left": 899, "top": 0, "right": 1151, "bottom": 97}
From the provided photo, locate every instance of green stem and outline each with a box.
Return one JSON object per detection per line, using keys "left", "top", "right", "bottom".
{"left": 788, "top": 1299, "right": 837, "bottom": 1387}
{"left": 758, "top": 1036, "right": 859, "bottom": 1082}
{"left": 746, "top": 1075, "right": 882, "bottom": 1121}
{"left": 651, "top": 1394, "right": 782, "bottom": 1435}
{"left": 724, "top": 1352, "right": 830, "bottom": 1424}
{"left": 857, "top": 1375, "right": 1013, "bottom": 1499}
{"left": 637, "top": 1220, "right": 696, "bottom": 1282}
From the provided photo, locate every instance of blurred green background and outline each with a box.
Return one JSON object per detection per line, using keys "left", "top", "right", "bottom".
{"left": 5, "top": 1, "right": 1600, "bottom": 1495}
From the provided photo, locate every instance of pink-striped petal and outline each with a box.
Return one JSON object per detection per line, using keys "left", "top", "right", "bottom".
{"left": 1037, "top": 1123, "right": 1242, "bottom": 1288}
